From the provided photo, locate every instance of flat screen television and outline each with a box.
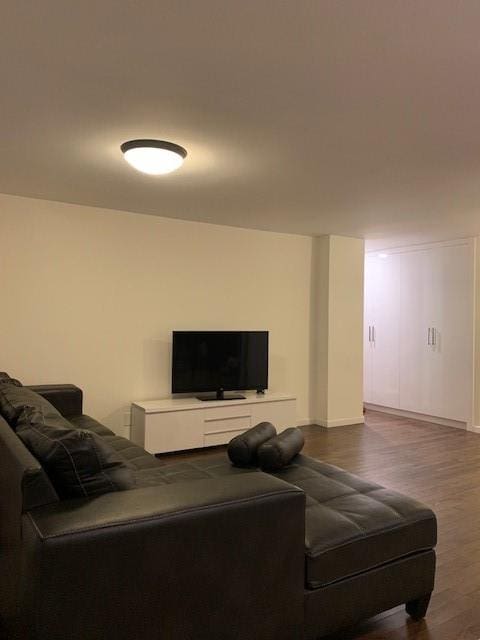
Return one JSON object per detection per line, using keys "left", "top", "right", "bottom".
{"left": 172, "top": 331, "right": 269, "bottom": 401}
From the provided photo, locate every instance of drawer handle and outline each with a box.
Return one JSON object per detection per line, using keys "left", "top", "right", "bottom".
{"left": 204, "top": 426, "right": 250, "bottom": 436}
{"left": 204, "top": 414, "right": 251, "bottom": 423}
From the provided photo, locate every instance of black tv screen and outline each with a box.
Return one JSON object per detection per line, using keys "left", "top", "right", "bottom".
{"left": 172, "top": 331, "right": 268, "bottom": 394}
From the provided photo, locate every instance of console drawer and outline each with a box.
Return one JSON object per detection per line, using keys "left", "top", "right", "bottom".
{"left": 203, "top": 404, "right": 253, "bottom": 421}
{"left": 203, "top": 414, "right": 251, "bottom": 446}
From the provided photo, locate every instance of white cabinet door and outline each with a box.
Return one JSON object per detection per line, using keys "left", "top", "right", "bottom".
{"left": 421, "top": 246, "right": 445, "bottom": 418}
{"left": 399, "top": 248, "right": 435, "bottom": 415}
{"left": 366, "top": 241, "right": 473, "bottom": 423}
{"left": 363, "top": 255, "right": 376, "bottom": 403}
{"left": 370, "top": 254, "right": 401, "bottom": 408}
{"left": 398, "top": 242, "right": 473, "bottom": 421}
{"left": 429, "top": 243, "right": 473, "bottom": 421}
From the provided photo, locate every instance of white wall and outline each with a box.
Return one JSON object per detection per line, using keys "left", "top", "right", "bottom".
{"left": 310, "top": 236, "right": 329, "bottom": 422}
{"left": 327, "top": 236, "right": 364, "bottom": 425}
{"left": 311, "top": 235, "right": 365, "bottom": 427}
{"left": 473, "top": 237, "right": 480, "bottom": 429}
{"left": 0, "top": 194, "right": 313, "bottom": 434}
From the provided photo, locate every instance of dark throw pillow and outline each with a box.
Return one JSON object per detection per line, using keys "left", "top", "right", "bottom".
{"left": 257, "top": 427, "right": 305, "bottom": 471}
{"left": 0, "top": 384, "right": 62, "bottom": 428}
{"left": 227, "top": 421, "right": 277, "bottom": 467}
{"left": 0, "top": 372, "right": 22, "bottom": 387}
{"left": 17, "top": 407, "right": 135, "bottom": 499}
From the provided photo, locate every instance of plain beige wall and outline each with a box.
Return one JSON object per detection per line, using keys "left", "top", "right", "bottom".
{"left": 311, "top": 235, "right": 364, "bottom": 427}
{"left": 474, "top": 237, "right": 480, "bottom": 428}
{"left": 327, "top": 235, "right": 364, "bottom": 425}
{"left": 0, "top": 193, "right": 313, "bottom": 434}
{"left": 310, "top": 236, "right": 329, "bottom": 422}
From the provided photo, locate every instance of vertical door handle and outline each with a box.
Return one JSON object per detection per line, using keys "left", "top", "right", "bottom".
{"left": 368, "top": 326, "right": 371, "bottom": 342}
{"left": 432, "top": 327, "right": 436, "bottom": 346}
{"left": 427, "top": 327, "right": 431, "bottom": 345}
{"left": 372, "top": 326, "right": 375, "bottom": 342}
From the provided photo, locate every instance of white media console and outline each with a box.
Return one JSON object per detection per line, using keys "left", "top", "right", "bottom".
{"left": 131, "top": 393, "right": 296, "bottom": 454}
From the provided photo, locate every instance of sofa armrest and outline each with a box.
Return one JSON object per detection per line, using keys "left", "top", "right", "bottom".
{"left": 26, "top": 384, "right": 83, "bottom": 417}
{"left": 20, "top": 473, "right": 305, "bottom": 640}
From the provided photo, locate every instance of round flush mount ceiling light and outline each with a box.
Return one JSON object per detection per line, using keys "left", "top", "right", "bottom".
{"left": 120, "top": 139, "right": 187, "bottom": 175}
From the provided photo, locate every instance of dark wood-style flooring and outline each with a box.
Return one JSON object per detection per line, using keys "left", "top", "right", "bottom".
{"left": 162, "top": 410, "right": 480, "bottom": 640}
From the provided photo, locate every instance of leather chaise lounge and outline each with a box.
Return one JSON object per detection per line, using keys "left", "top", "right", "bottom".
{"left": 0, "top": 380, "right": 437, "bottom": 640}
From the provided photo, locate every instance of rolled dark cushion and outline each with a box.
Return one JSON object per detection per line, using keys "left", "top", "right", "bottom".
{"left": 0, "top": 384, "right": 61, "bottom": 428}
{"left": 227, "top": 421, "right": 277, "bottom": 467}
{"left": 257, "top": 427, "right": 305, "bottom": 471}
{"left": 17, "top": 407, "right": 135, "bottom": 499}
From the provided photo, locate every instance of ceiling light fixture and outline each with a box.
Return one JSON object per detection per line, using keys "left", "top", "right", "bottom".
{"left": 120, "top": 139, "right": 187, "bottom": 175}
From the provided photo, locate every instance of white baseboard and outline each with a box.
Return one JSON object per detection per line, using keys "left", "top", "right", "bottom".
{"left": 297, "top": 418, "right": 314, "bottom": 427}
{"left": 312, "top": 416, "right": 365, "bottom": 428}
{"left": 364, "top": 403, "right": 467, "bottom": 430}
{"left": 468, "top": 425, "right": 480, "bottom": 434}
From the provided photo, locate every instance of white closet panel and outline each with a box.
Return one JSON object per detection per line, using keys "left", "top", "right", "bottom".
{"left": 422, "top": 246, "right": 445, "bottom": 418}
{"left": 364, "top": 240, "right": 474, "bottom": 425}
{"left": 363, "top": 256, "right": 376, "bottom": 403}
{"left": 370, "top": 253, "right": 401, "bottom": 408}
{"left": 398, "top": 249, "right": 432, "bottom": 415}
{"left": 431, "top": 243, "right": 473, "bottom": 421}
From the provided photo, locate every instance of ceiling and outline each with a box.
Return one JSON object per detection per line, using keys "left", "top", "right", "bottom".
{"left": 3, "top": 0, "right": 480, "bottom": 247}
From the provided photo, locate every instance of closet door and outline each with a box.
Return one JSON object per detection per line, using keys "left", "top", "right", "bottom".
{"left": 363, "top": 255, "right": 377, "bottom": 403}
{"left": 399, "top": 242, "right": 474, "bottom": 422}
{"left": 370, "top": 254, "right": 401, "bottom": 408}
{"left": 430, "top": 243, "right": 473, "bottom": 421}
{"left": 398, "top": 249, "right": 431, "bottom": 414}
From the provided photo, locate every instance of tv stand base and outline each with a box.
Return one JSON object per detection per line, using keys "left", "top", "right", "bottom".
{"left": 197, "top": 392, "right": 246, "bottom": 402}
{"left": 131, "top": 393, "right": 296, "bottom": 454}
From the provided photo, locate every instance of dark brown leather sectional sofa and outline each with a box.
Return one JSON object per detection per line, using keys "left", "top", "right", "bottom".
{"left": 0, "top": 383, "right": 437, "bottom": 640}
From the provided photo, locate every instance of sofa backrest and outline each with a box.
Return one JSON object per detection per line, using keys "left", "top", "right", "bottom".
{"left": 0, "top": 414, "right": 59, "bottom": 515}
{"left": 0, "top": 414, "right": 59, "bottom": 622}
{"left": 0, "top": 383, "right": 83, "bottom": 514}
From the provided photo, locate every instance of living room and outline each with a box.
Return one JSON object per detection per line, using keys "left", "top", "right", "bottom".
{"left": 1, "top": 2, "right": 480, "bottom": 639}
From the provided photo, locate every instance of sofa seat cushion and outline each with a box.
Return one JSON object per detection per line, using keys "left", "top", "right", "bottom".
{"left": 43, "top": 417, "right": 248, "bottom": 489}
{"left": 133, "top": 455, "right": 252, "bottom": 488}
{"left": 271, "top": 455, "right": 437, "bottom": 588}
